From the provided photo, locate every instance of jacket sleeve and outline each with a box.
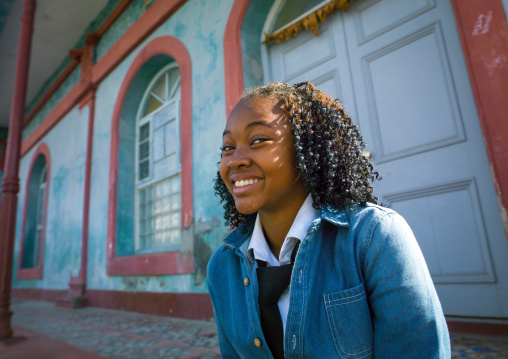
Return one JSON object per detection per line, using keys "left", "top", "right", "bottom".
{"left": 207, "top": 278, "right": 241, "bottom": 359}
{"left": 362, "top": 211, "right": 450, "bottom": 358}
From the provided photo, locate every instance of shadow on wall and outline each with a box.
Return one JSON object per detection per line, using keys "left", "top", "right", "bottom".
{"left": 193, "top": 216, "right": 222, "bottom": 285}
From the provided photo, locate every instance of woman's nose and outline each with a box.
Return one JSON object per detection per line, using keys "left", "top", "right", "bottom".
{"left": 227, "top": 147, "right": 251, "bottom": 169}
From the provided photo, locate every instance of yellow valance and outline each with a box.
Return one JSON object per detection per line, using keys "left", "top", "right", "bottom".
{"left": 263, "top": 0, "right": 356, "bottom": 44}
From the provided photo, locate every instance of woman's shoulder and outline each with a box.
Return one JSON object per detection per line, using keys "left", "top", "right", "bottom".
{"left": 341, "top": 203, "right": 412, "bottom": 243}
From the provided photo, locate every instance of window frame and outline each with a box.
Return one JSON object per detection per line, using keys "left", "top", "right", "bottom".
{"left": 107, "top": 36, "right": 194, "bottom": 276}
{"left": 134, "top": 63, "right": 182, "bottom": 254}
{"left": 17, "top": 142, "right": 51, "bottom": 280}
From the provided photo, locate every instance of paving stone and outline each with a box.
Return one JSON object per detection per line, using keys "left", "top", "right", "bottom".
{"left": 7, "top": 299, "right": 508, "bottom": 358}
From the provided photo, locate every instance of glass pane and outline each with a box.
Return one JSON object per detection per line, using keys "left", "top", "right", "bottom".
{"left": 144, "top": 95, "right": 163, "bottom": 116}
{"left": 168, "top": 69, "right": 181, "bottom": 99}
{"left": 171, "top": 193, "right": 180, "bottom": 211}
{"left": 171, "top": 212, "right": 180, "bottom": 228}
{"left": 151, "top": 75, "right": 166, "bottom": 101}
{"left": 139, "top": 123, "right": 150, "bottom": 141}
{"left": 272, "top": 0, "right": 324, "bottom": 32}
{"left": 139, "top": 141, "right": 149, "bottom": 160}
{"left": 171, "top": 176, "right": 181, "bottom": 193}
{"left": 138, "top": 160, "right": 149, "bottom": 180}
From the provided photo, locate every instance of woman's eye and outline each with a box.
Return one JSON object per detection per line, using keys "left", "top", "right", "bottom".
{"left": 221, "top": 145, "right": 234, "bottom": 152}
{"left": 251, "top": 138, "right": 267, "bottom": 145}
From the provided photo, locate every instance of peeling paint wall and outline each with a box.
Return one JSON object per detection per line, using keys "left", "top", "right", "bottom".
{"left": 86, "top": 0, "right": 234, "bottom": 294}
{"left": 13, "top": 0, "right": 240, "bottom": 296}
{"left": 13, "top": 106, "right": 88, "bottom": 289}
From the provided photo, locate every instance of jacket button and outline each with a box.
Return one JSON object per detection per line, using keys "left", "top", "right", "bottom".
{"left": 254, "top": 338, "right": 262, "bottom": 347}
{"left": 244, "top": 277, "right": 250, "bottom": 286}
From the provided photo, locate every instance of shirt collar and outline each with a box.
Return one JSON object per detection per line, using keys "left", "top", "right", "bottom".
{"left": 246, "top": 194, "right": 319, "bottom": 266}
{"left": 223, "top": 201, "right": 351, "bottom": 250}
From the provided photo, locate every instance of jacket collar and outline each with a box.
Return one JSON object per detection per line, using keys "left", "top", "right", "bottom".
{"left": 223, "top": 204, "right": 350, "bottom": 250}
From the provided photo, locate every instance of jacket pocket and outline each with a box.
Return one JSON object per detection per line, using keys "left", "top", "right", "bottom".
{"left": 324, "top": 284, "right": 373, "bottom": 359}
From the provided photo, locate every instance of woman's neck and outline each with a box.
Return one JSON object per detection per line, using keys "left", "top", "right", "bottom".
{"left": 258, "top": 193, "right": 307, "bottom": 259}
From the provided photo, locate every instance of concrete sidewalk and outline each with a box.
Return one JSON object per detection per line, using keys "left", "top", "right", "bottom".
{"left": 1, "top": 299, "right": 507, "bottom": 358}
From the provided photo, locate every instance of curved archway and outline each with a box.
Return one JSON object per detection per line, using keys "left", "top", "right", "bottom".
{"left": 107, "top": 36, "right": 193, "bottom": 276}
{"left": 17, "top": 142, "right": 51, "bottom": 280}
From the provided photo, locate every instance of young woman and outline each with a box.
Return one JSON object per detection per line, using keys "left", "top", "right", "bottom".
{"left": 207, "top": 82, "right": 450, "bottom": 358}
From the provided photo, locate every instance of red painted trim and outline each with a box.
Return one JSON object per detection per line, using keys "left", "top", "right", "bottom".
{"left": 223, "top": 0, "right": 250, "bottom": 118}
{"left": 108, "top": 36, "right": 193, "bottom": 276}
{"left": 17, "top": 143, "right": 51, "bottom": 280}
{"left": 447, "top": 320, "right": 508, "bottom": 336}
{"left": 0, "top": 0, "right": 36, "bottom": 339}
{"left": 73, "top": 90, "right": 96, "bottom": 291}
{"left": 13, "top": 288, "right": 214, "bottom": 321}
{"left": 451, "top": 0, "right": 508, "bottom": 236}
{"left": 21, "top": 81, "right": 90, "bottom": 156}
{"left": 23, "top": 60, "right": 79, "bottom": 127}
{"left": 92, "top": 0, "right": 187, "bottom": 86}
{"left": 23, "top": 0, "right": 133, "bottom": 128}
{"left": 20, "top": 1, "right": 188, "bottom": 157}
{"left": 95, "top": 0, "right": 134, "bottom": 38}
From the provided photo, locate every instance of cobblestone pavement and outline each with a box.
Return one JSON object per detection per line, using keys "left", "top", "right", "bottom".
{"left": 6, "top": 299, "right": 508, "bottom": 358}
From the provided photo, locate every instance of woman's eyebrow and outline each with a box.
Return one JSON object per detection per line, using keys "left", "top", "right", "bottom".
{"left": 222, "top": 120, "right": 274, "bottom": 137}
{"left": 245, "top": 120, "right": 274, "bottom": 130}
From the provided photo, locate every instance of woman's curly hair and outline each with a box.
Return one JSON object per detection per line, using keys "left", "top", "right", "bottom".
{"left": 214, "top": 82, "right": 380, "bottom": 229}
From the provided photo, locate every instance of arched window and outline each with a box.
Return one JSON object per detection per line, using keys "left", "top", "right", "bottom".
{"left": 108, "top": 36, "right": 193, "bottom": 276}
{"left": 135, "top": 64, "right": 181, "bottom": 253}
{"left": 18, "top": 143, "right": 50, "bottom": 279}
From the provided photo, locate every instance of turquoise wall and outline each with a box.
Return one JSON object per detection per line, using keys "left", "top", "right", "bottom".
{"left": 13, "top": 0, "right": 240, "bottom": 294}
{"left": 89, "top": 0, "right": 234, "bottom": 293}
{"left": 13, "top": 106, "right": 88, "bottom": 289}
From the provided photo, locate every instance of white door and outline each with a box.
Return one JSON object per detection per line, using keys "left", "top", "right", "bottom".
{"left": 265, "top": 0, "right": 508, "bottom": 317}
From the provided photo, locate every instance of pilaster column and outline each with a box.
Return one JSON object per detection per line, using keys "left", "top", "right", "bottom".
{"left": 0, "top": 0, "right": 36, "bottom": 340}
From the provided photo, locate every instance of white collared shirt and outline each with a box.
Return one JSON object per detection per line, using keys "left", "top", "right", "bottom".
{"left": 246, "top": 194, "right": 319, "bottom": 334}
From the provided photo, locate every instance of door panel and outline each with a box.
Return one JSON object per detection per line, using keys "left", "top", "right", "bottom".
{"left": 266, "top": 0, "right": 508, "bottom": 317}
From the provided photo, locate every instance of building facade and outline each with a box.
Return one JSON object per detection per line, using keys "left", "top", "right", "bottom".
{"left": 2, "top": 0, "right": 508, "bottom": 321}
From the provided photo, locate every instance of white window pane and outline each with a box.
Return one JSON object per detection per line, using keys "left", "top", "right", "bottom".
{"left": 170, "top": 212, "right": 180, "bottom": 228}
{"left": 165, "top": 120, "right": 178, "bottom": 156}
{"left": 153, "top": 104, "right": 175, "bottom": 129}
{"left": 171, "top": 176, "right": 181, "bottom": 193}
{"left": 153, "top": 127, "right": 165, "bottom": 161}
{"left": 170, "top": 195, "right": 179, "bottom": 211}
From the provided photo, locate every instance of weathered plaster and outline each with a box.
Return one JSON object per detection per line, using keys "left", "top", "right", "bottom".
{"left": 13, "top": 106, "right": 88, "bottom": 289}
{"left": 85, "top": 0, "right": 234, "bottom": 294}
{"left": 23, "top": 66, "right": 81, "bottom": 140}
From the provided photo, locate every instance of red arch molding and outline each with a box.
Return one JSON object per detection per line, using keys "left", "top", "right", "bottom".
{"left": 17, "top": 142, "right": 51, "bottom": 280}
{"left": 223, "top": 0, "right": 250, "bottom": 118}
{"left": 107, "top": 36, "right": 194, "bottom": 276}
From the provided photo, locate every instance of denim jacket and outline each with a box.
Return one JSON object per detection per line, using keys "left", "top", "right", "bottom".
{"left": 207, "top": 204, "right": 450, "bottom": 358}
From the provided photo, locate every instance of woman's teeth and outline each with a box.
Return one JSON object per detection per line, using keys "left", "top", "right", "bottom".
{"left": 234, "top": 179, "right": 259, "bottom": 188}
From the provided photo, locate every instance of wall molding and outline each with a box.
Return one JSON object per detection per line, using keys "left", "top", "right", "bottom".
{"left": 21, "top": 0, "right": 188, "bottom": 156}
{"left": 12, "top": 288, "right": 214, "bottom": 321}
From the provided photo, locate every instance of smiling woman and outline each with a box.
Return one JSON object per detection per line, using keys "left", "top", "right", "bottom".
{"left": 208, "top": 82, "right": 451, "bottom": 358}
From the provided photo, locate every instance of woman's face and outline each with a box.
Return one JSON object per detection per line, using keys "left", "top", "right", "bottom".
{"left": 219, "top": 96, "right": 308, "bottom": 216}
